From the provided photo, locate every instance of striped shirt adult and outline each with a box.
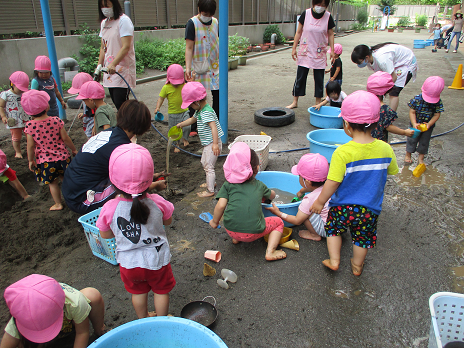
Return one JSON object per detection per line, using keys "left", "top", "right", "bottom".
{"left": 194, "top": 103, "right": 223, "bottom": 146}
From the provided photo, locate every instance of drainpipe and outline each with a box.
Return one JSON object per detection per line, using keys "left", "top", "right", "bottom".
{"left": 271, "top": 33, "right": 277, "bottom": 44}
{"left": 124, "top": 1, "right": 131, "bottom": 20}
{"left": 219, "top": 0, "right": 228, "bottom": 144}
{"left": 58, "top": 57, "right": 79, "bottom": 83}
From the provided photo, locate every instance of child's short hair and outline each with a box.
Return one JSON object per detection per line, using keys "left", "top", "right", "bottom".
{"left": 435, "top": 23, "right": 442, "bottom": 27}
{"left": 249, "top": 149, "right": 260, "bottom": 179}
{"left": 116, "top": 100, "right": 152, "bottom": 135}
{"left": 198, "top": 0, "right": 216, "bottom": 15}
{"left": 31, "top": 110, "right": 48, "bottom": 118}
{"left": 348, "top": 121, "right": 378, "bottom": 133}
{"left": 310, "top": 180, "right": 326, "bottom": 188}
{"left": 326, "top": 81, "right": 341, "bottom": 96}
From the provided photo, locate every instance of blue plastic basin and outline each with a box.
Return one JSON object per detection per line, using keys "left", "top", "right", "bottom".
{"left": 88, "top": 317, "right": 228, "bottom": 348}
{"left": 414, "top": 41, "right": 426, "bottom": 49}
{"left": 306, "top": 129, "right": 351, "bottom": 163}
{"left": 308, "top": 106, "right": 342, "bottom": 129}
{"left": 256, "top": 171, "right": 302, "bottom": 227}
{"left": 426, "top": 39, "right": 435, "bottom": 46}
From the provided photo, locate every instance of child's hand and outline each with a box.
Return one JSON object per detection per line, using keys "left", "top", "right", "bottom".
{"left": 209, "top": 219, "right": 219, "bottom": 229}
{"left": 77, "top": 113, "right": 84, "bottom": 119}
{"left": 330, "top": 77, "right": 335, "bottom": 82}
{"left": 325, "top": 70, "right": 330, "bottom": 74}
{"left": 297, "top": 189, "right": 305, "bottom": 199}
{"left": 404, "top": 128, "right": 415, "bottom": 137}
{"left": 154, "top": 180, "right": 167, "bottom": 191}
{"left": 312, "top": 104, "right": 321, "bottom": 111}
{"left": 28, "top": 160, "right": 37, "bottom": 172}
{"left": 154, "top": 107, "right": 159, "bottom": 114}
{"left": 176, "top": 122, "right": 183, "bottom": 129}
{"left": 310, "top": 201, "right": 323, "bottom": 214}
{"left": 61, "top": 100, "right": 67, "bottom": 109}
{"left": 72, "top": 149, "right": 78, "bottom": 156}
{"left": 212, "top": 143, "right": 220, "bottom": 156}
{"left": 154, "top": 171, "right": 171, "bottom": 179}
{"left": 265, "top": 203, "right": 281, "bottom": 216}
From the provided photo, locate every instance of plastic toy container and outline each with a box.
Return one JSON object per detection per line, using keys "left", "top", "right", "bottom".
{"left": 409, "top": 127, "right": 421, "bottom": 138}
{"left": 168, "top": 126, "right": 183, "bottom": 141}
{"left": 428, "top": 292, "right": 464, "bottom": 348}
{"left": 306, "top": 129, "right": 351, "bottom": 163}
{"left": 228, "top": 135, "right": 271, "bottom": 170}
{"left": 78, "top": 208, "right": 118, "bottom": 265}
{"left": 414, "top": 41, "right": 426, "bottom": 49}
{"left": 256, "top": 171, "right": 302, "bottom": 227}
{"left": 426, "top": 39, "right": 435, "bottom": 46}
{"left": 308, "top": 106, "right": 343, "bottom": 129}
{"left": 88, "top": 317, "right": 228, "bottom": 348}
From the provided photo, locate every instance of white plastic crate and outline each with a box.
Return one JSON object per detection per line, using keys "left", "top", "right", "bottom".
{"left": 429, "top": 292, "right": 464, "bottom": 348}
{"left": 228, "top": 135, "right": 271, "bottom": 170}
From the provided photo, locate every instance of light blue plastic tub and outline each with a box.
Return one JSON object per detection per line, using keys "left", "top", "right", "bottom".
{"left": 308, "top": 106, "right": 342, "bottom": 129}
{"left": 413, "top": 41, "right": 426, "bottom": 49}
{"left": 256, "top": 171, "right": 302, "bottom": 227}
{"left": 306, "top": 129, "right": 351, "bottom": 163}
{"left": 88, "top": 317, "right": 228, "bottom": 348}
{"left": 426, "top": 39, "right": 435, "bottom": 46}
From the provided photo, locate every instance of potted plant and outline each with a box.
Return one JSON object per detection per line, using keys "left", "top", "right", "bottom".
{"left": 396, "top": 16, "right": 410, "bottom": 33}
{"left": 387, "top": 26, "right": 395, "bottom": 32}
{"left": 415, "top": 14, "right": 427, "bottom": 33}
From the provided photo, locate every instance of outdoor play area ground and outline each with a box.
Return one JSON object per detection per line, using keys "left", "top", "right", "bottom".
{"left": 1, "top": 30, "right": 464, "bottom": 347}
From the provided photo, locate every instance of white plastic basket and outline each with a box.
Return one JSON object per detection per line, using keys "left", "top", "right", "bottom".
{"left": 228, "top": 135, "right": 272, "bottom": 170}
{"left": 429, "top": 292, "right": 464, "bottom": 348}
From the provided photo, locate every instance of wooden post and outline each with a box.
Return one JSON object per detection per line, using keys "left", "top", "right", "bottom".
{"left": 60, "top": 0, "right": 70, "bottom": 35}
{"left": 165, "top": 0, "right": 171, "bottom": 28}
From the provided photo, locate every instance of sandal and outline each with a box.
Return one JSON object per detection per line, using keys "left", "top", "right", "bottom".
{"left": 351, "top": 258, "right": 364, "bottom": 276}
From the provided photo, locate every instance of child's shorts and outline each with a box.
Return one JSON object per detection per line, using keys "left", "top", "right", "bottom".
{"left": 10, "top": 128, "right": 25, "bottom": 142}
{"left": 309, "top": 213, "right": 327, "bottom": 238}
{"left": 119, "top": 263, "right": 176, "bottom": 295}
{"left": 225, "top": 216, "right": 284, "bottom": 242}
{"left": 325, "top": 205, "right": 379, "bottom": 248}
{"left": 0, "top": 167, "right": 17, "bottom": 183}
{"left": 34, "top": 158, "right": 71, "bottom": 184}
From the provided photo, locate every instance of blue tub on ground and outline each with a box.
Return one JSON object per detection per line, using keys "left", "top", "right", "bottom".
{"left": 413, "top": 40, "right": 426, "bottom": 49}
{"left": 308, "top": 106, "right": 342, "bottom": 129}
{"left": 426, "top": 39, "right": 435, "bottom": 46}
{"left": 307, "top": 129, "right": 351, "bottom": 163}
{"left": 88, "top": 317, "right": 228, "bottom": 348}
{"left": 256, "top": 171, "right": 302, "bottom": 227}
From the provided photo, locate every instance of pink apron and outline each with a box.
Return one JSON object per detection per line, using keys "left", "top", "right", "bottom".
{"left": 100, "top": 14, "right": 136, "bottom": 88}
{"left": 297, "top": 9, "right": 330, "bottom": 70}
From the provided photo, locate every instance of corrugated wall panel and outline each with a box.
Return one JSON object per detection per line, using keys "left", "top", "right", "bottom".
{"left": 259, "top": 0, "right": 268, "bottom": 23}
{"left": 0, "top": 0, "right": 38, "bottom": 33}
{"left": 132, "top": 0, "right": 159, "bottom": 27}
{"left": 243, "top": 0, "right": 254, "bottom": 24}
{"left": 74, "top": 0, "right": 100, "bottom": 30}
{"left": 176, "top": 0, "right": 193, "bottom": 27}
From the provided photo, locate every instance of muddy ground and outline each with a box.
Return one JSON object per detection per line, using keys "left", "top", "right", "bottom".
{"left": 1, "top": 30, "right": 464, "bottom": 347}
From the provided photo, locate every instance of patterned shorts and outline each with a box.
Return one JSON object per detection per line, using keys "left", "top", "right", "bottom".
{"left": 325, "top": 205, "right": 379, "bottom": 249}
{"left": 35, "top": 158, "right": 71, "bottom": 185}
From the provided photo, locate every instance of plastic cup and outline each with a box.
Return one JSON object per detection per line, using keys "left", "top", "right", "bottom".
{"left": 409, "top": 127, "right": 421, "bottom": 138}
{"left": 168, "top": 126, "right": 183, "bottom": 141}
{"left": 154, "top": 111, "right": 164, "bottom": 122}
{"left": 204, "top": 250, "right": 221, "bottom": 262}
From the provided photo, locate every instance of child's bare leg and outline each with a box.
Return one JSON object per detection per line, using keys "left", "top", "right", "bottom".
{"left": 351, "top": 245, "right": 368, "bottom": 276}
{"left": 8, "top": 179, "right": 30, "bottom": 199}
{"left": 404, "top": 151, "right": 412, "bottom": 163}
{"left": 322, "top": 235, "right": 342, "bottom": 270}
{"left": 418, "top": 153, "right": 425, "bottom": 164}
{"left": 80, "top": 288, "right": 105, "bottom": 336}
{"left": 154, "top": 293, "right": 169, "bottom": 316}
{"left": 389, "top": 95, "right": 399, "bottom": 111}
{"left": 132, "top": 293, "right": 149, "bottom": 319}
{"left": 49, "top": 179, "right": 63, "bottom": 211}
{"left": 173, "top": 141, "right": 180, "bottom": 153}
{"left": 286, "top": 96, "right": 299, "bottom": 109}
{"left": 265, "top": 230, "right": 287, "bottom": 261}
{"left": 12, "top": 141, "right": 22, "bottom": 158}
{"left": 232, "top": 238, "right": 240, "bottom": 244}
{"left": 299, "top": 218, "right": 322, "bottom": 241}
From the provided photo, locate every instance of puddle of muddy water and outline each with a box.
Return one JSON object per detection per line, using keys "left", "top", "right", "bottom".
{"left": 393, "top": 164, "right": 447, "bottom": 187}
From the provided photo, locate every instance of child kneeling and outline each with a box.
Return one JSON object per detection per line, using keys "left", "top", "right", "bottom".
{"left": 210, "top": 142, "right": 286, "bottom": 261}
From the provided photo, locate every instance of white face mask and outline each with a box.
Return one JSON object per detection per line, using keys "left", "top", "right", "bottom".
{"left": 101, "top": 7, "right": 114, "bottom": 18}
{"left": 314, "top": 6, "right": 326, "bottom": 14}
{"left": 200, "top": 14, "right": 212, "bottom": 23}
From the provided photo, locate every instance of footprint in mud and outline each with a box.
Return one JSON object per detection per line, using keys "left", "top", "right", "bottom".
{"left": 173, "top": 239, "right": 195, "bottom": 251}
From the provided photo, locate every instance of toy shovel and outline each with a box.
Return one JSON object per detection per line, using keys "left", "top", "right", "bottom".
{"left": 199, "top": 212, "right": 220, "bottom": 228}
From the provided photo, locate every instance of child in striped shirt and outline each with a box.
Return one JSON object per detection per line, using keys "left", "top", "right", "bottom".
{"left": 176, "top": 82, "right": 223, "bottom": 198}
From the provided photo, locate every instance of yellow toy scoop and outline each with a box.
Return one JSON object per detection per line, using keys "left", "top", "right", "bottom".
{"left": 413, "top": 163, "right": 426, "bottom": 177}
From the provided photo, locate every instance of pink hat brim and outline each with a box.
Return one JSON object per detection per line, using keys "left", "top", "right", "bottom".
{"left": 291, "top": 165, "right": 299, "bottom": 176}
{"left": 181, "top": 100, "right": 191, "bottom": 110}
{"left": 16, "top": 311, "right": 63, "bottom": 344}
{"left": 75, "top": 94, "right": 86, "bottom": 100}
{"left": 67, "top": 87, "right": 80, "bottom": 94}
{"left": 422, "top": 92, "right": 439, "bottom": 104}
{"left": 168, "top": 77, "right": 184, "bottom": 85}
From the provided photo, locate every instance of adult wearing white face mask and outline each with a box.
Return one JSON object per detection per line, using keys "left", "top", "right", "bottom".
{"left": 351, "top": 43, "right": 417, "bottom": 112}
{"left": 96, "top": 0, "right": 136, "bottom": 110}
{"left": 286, "top": 0, "right": 335, "bottom": 109}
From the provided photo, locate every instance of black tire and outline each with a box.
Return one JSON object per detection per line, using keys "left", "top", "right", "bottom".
{"left": 67, "top": 97, "right": 83, "bottom": 109}
{"left": 254, "top": 107, "right": 295, "bottom": 127}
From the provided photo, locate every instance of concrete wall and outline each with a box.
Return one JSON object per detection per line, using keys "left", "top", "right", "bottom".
{"left": 0, "top": 23, "right": 297, "bottom": 85}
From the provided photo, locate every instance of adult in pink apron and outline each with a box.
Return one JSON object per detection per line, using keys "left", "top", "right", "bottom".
{"left": 97, "top": 0, "right": 136, "bottom": 110}
{"left": 287, "top": 0, "right": 335, "bottom": 109}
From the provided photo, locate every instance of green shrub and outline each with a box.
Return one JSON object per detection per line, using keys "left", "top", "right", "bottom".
{"left": 357, "top": 10, "right": 369, "bottom": 25}
{"left": 73, "top": 24, "right": 101, "bottom": 75}
{"left": 229, "top": 34, "right": 250, "bottom": 57}
{"left": 263, "top": 24, "right": 286, "bottom": 44}
{"left": 415, "top": 14, "right": 428, "bottom": 27}
{"left": 61, "top": 81, "right": 72, "bottom": 93}
{"left": 397, "top": 16, "right": 411, "bottom": 27}
{"left": 135, "top": 36, "right": 186, "bottom": 73}
{"left": 351, "top": 23, "right": 368, "bottom": 30}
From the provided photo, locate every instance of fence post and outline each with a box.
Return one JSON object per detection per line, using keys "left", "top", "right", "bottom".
{"left": 60, "top": 0, "right": 70, "bottom": 35}
{"left": 219, "top": 0, "right": 228, "bottom": 144}
{"left": 165, "top": 0, "right": 171, "bottom": 28}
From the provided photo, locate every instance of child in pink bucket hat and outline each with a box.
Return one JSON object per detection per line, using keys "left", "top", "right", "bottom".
{"left": 210, "top": 142, "right": 286, "bottom": 261}
{"left": 0, "top": 149, "right": 30, "bottom": 200}
{"left": 326, "top": 43, "right": 343, "bottom": 86}
{"left": 0, "top": 71, "right": 30, "bottom": 158}
{"left": 405, "top": 76, "right": 445, "bottom": 164}
{"left": 2, "top": 274, "right": 105, "bottom": 347}
{"left": 154, "top": 64, "right": 190, "bottom": 152}
{"left": 367, "top": 71, "right": 414, "bottom": 142}
{"left": 68, "top": 72, "right": 96, "bottom": 138}
{"left": 310, "top": 90, "right": 399, "bottom": 276}
{"left": 266, "top": 153, "right": 330, "bottom": 241}
{"left": 77, "top": 81, "right": 116, "bottom": 135}
{"left": 97, "top": 143, "right": 176, "bottom": 318}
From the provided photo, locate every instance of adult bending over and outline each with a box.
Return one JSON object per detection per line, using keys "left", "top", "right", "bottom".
{"left": 351, "top": 42, "right": 417, "bottom": 111}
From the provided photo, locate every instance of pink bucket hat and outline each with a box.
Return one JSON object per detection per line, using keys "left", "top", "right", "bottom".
{"left": 21, "top": 90, "right": 50, "bottom": 116}
{"left": 9, "top": 71, "right": 29, "bottom": 92}
{"left": 223, "top": 142, "right": 253, "bottom": 184}
{"left": 181, "top": 82, "right": 207, "bottom": 109}
{"left": 34, "top": 56, "right": 51, "bottom": 72}
{"left": 291, "top": 153, "right": 329, "bottom": 182}
{"left": 4, "top": 274, "right": 65, "bottom": 343}
{"left": 166, "top": 64, "right": 185, "bottom": 85}
{"left": 340, "top": 90, "right": 380, "bottom": 124}
{"left": 109, "top": 143, "right": 154, "bottom": 195}
{"left": 76, "top": 81, "right": 105, "bottom": 100}
{"left": 68, "top": 72, "right": 93, "bottom": 94}
{"left": 328, "top": 43, "right": 343, "bottom": 55}
{"left": 0, "top": 149, "right": 7, "bottom": 173}
{"left": 421, "top": 76, "right": 445, "bottom": 104}
{"left": 366, "top": 71, "right": 394, "bottom": 96}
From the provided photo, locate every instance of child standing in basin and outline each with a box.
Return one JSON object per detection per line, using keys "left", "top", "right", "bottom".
{"left": 266, "top": 153, "right": 330, "bottom": 241}
{"left": 310, "top": 90, "right": 399, "bottom": 276}
{"left": 209, "top": 142, "right": 286, "bottom": 261}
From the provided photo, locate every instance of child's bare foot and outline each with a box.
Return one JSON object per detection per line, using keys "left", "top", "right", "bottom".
{"left": 299, "top": 230, "right": 322, "bottom": 241}
{"left": 15, "top": 153, "right": 23, "bottom": 159}
{"left": 197, "top": 190, "right": 214, "bottom": 198}
{"left": 183, "top": 141, "right": 189, "bottom": 147}
{"left": 404, "top": 154, "right": 412, "bottom": 163}
{"left": 286, "top": 103, "right": 298, "bottom": 109}
{"left": 174, "top": 147, "right": 181, "bottom": 153}
{"left": 50, "top": 203, "right": 63, "bottom": 211}
{"left": 232, "top": 239, "right": 240, "bottom": 244}
{"left": 200, "top": 183, "right": 216, "bottom": 188}
{"left": 23, "top": 195, "right": 31, "bottom": 201}
{"left": 350, "top": 258, "right": 364, "bottom": 276}
{"left": 265, "top": 249, "right": 287, "bottom": 261}
{"left": 148, "top": 311, "right": 156, "bottom": 317}
{"left": 322, "top": 259, "right": 339, "bottom": 271}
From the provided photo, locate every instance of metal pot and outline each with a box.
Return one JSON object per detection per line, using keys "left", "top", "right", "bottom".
{"left": 180, "top": 296, "right": 218, "bottom": 327}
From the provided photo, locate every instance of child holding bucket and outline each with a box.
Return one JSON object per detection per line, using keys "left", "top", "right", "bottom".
{"left": 154, "top": 64, "right": 190, "bottom": 152}
{"left": 310, "top": 90, "right": 399, "bottom": 276}
{"left": 0, "top": 274, "right": 105, "bottom": 348}
{"left": 176, "top": 82, "right": 223, "bottom": 197}
{"left": 367, "top": 71, "right": 414, "bottom": 142}
{"left": 313, "top": 81, "right": 347, "bottom": 109}
{"left": 405, "top": 76, "right": 444, "bottom": 164}
{"left": 67, "top": 72, "right": 95, "bottom": 138}
{"left": 266, "top": 153, "right": 330, "bottom": 241}
{"left": 97, "top": 143, "right": 175, "bottom": 318}
{"left": 0, "top": 149, "right": 30, "bottom": 200}
{"left": 209, "top": 142, "right": 286, "bottom": 261}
